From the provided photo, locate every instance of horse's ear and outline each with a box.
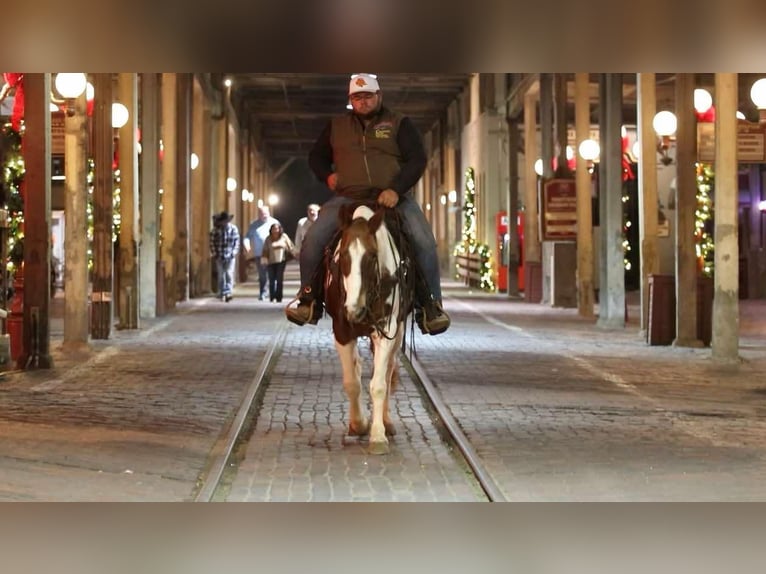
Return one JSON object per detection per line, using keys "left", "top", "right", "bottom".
{"left": 368, "top": 209, "right": 384, "bottom": 234}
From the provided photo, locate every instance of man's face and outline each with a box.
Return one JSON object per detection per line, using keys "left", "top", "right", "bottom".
{"left": 259, "top": 208, "right": 270, "bottom": 221}
{"left": 307, "top": 207, "right": 319, "bottom": 221}
{"left": 349, "top": 91, "right": 381, "bottom": 118}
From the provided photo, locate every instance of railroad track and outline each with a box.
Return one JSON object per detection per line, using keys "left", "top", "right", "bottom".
{"left": 192, "top": 318, "right": 505, "bottom": 502}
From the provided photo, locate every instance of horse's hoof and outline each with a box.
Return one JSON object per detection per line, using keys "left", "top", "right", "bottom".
{"left": 368, "top": 440, "right": 390, "bottom": 455}
{"left": 348, "top": 422, "right": 369, "bottom": 436}
{"left": 384, "top": 421, "right": 397, "bottom": 436}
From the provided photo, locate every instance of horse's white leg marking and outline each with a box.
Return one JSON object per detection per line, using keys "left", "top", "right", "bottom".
{"left": 381, "top": 327, "right": 403, "bottom": 437}
{"left": 336, "top": 339, "right": 368, "bottom": 436}
{"left": 368, "top": 333, "right": 398, "bottom": 454}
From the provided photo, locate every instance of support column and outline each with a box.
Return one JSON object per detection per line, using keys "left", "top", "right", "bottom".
{"left": 506, "top": 109, "right": 520, "bottom": 297}
{"left": 91, "top": 74, "right": 113, "bottom": 339}
{"left": 597, "top": 73, "right": 625, "bottom": 328}
{"left": 575, "top": 73, "right": 594, "bottom": 317}
{"left": 238, "top": 134, "right": 250, "bottom": 284}
{"left": 523, "top": 92, "right": 540, "bottom": 264}
{"left": 637, "top": 73, "right": 659, "bottom": 333}
{"left": 160, "top": 73, "right": 177, "bottom": 311}
{"left": 117, "top": 73, "right": 139, "bottom": 330}
{"left": 20, "top": 73, "right": 52, "bottom": 368}
{"left": 218, "top": 115, "right": 227, "bottom": 212}
{"left": 63, "top": 92, "right": 89, "bottom": 350}
{"left": 175, "top": 73, "right": 191, "bottom": 302}
{"left": 190, "top": 77, "right": 208, "bottom": 297}
{"left": 140, "top": 73, "right": 160, "bottom": 319}
{"left": 554, "top": 74, "right": 570, "bottom": 177}
{"left": 711, "top": 73, "right": 739, "bottom": 362}
{"left": 540, "top": 74, "right": 554, "bottom": 304}
{"left": 673, "top": 73, "right": 701, "bottom": 347}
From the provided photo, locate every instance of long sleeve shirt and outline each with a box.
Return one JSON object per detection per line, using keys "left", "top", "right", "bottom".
{"left": 262, "top": 234, "right": 295, "bottom": 264}
{"left": 209, "top": 222, "right": 240, "bottom": 260}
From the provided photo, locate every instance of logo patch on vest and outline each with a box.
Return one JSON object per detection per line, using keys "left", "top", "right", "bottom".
{"left": 373, "top": 121, "right": 393, "bottom": 139}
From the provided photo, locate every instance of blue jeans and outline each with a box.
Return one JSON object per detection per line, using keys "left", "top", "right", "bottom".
{"left": 299, "top": 193, "right": 441, "bottom": 301}
{"left": 254, "top": 257, "right": 269, "bottom": 298}
{"left": 216, "top": 257, "right": 235, "bottom": 297}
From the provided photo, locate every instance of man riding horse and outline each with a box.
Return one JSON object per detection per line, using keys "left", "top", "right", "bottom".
{"left": 285, "top": 73, "right": 451, "bottom": 336}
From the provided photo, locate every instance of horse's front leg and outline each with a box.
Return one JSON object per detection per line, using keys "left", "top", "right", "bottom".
{"left": 381, "top": 327, "right": 404, "bottom": 437}
{"left": 335, "top": 339, "right": 368, "bottom": 436}
{"left": 368, "top": 334, "right": 398, "bottom": 454}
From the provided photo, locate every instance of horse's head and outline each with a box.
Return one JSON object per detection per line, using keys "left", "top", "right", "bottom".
{"left": 338, "top": 206, "right": 383, "bottom": 324}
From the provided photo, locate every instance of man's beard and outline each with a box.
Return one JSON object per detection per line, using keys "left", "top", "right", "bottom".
{"left": 355, "top": 103, "right": 382, "bottom": 120}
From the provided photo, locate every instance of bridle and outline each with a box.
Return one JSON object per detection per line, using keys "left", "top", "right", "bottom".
{"left": 340, "top": 214, "right": 407, "bottom": 341}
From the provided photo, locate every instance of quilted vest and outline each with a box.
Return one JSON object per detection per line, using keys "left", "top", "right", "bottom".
{"left": 330, "top": 108, "right": 404, "bottom": 200}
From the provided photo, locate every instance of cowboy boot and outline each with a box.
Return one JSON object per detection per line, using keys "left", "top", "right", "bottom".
{"left": 285, "top": 285, "right": 322, "bottom": 326}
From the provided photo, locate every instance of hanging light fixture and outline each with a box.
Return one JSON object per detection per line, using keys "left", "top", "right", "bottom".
{"left": 652, "top": 111, "right": 677, "bottom": 166}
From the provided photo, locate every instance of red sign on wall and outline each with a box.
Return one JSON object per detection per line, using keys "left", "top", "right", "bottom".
{"left": 542, "top": 178, "right": 577, "bottom": 241}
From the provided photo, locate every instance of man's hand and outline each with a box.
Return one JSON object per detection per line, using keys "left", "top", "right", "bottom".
{"left": 326, "top": 173, "right": 338, "bottom": 191}
{"left": 377, "top": 189, "right": 399, "bottom": 208}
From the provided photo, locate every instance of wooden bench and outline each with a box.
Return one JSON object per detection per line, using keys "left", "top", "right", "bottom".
{"left": 455, "top": 252, "right": 483, "bottom": 288}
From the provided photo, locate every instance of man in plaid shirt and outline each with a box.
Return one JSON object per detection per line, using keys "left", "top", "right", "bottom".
{"left": 209, "top": 211, "right": 240, "bottom": 302}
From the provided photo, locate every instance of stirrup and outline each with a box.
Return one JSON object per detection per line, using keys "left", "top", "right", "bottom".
{"left": 285, "top": 296, "right": 320, "bottom": 326}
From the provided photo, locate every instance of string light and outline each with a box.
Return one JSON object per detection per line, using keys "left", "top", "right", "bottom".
{"left": 696, "top": 163, "right": 715, "bottom": 276}
{"left": 1, "top": 123, "right": 25, "bottom": 273}
{"left": 453, "top": 167, "right": 495, "bottom": 291}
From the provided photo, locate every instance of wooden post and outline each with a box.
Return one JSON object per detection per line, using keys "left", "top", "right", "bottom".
{"left": 575, "top": 73, "right": 594, "bottom": 318}
{"left": 597, "top": 73, "right": 625, "bottom": 328}
{"left": 20, "top": 73, "right": 53, "bottom": 368}
{"left": 711, "top": 73, "right": 740, "bottom": 362}
{"left": 140, "top": 73, "right": 160, "bottom": 319}
{"left": 160, "top": 73, "right": 177, "bottom": 311}
{"left": 63, "top": 91, "right": 90, "bottom": 350}
{"left": 91, "top": 73, "right": 114, "bottom": 340}
{"left": 190, "top": 77, "right": 209, "bottom": 297}
{"left": 637, "top": 73, "right": 659, "bottom": 334}
{"left": 673, "top": 73, "right": 702, "bottom": 347}
{"left": 117, "top": 73, "right": 139, "bottom": 329}
{"left": 175, "top": 73, "right": 191, "bottom": 302}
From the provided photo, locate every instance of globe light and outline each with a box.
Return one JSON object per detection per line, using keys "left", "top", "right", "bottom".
{"left": 86, "top": 82, "right": 95, "bottom": 101}
{"left": 534, "top": 158, "right": 544, "bottom": 176}
{"left": 632, "top": 141, "right": 641, "bottom": 159}
{"left": 55, "top": 73, "right": 87, "bottom": 99}
{"left": 578, "top": 139, "right": 600, "bottom": 161}
{"left": 268, "top": 193, "right": 279, "bottom": 206}
{"left": 652, "top": 111, "right": 677, "bottom": 137}
{"left": 737, "top": 111, "right": 746, "bottom": 120}
{"left": 694, "top": 88, "right": 713, "bottom": 114}
{"left": 190, "top": 153, "right": 199, "bottom": 170}
{"left": 750, "top": 78, "right": 766, "bottom": 109}
{"left": 565, "top": 145, "right": 574, "bottom": 160}
{"left": 226, "top": 177, "right": 237, "bottom": 192}
{"left": 111, "top": 103, "right": 129, "bottom": 128}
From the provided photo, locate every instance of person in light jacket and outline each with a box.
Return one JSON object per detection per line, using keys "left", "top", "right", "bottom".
{"left": 261, "top": 223, "right": 295, "bottom": 303}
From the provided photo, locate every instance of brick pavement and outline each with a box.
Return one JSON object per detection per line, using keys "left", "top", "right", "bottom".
{"left": 1, "top": 265, "right": 765, "bottom": 501}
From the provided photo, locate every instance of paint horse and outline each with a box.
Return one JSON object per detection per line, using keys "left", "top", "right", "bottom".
{"left": 324, "top": 204, "right": 411, "bottom": 455}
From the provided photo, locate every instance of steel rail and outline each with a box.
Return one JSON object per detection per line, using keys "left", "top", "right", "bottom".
{"left": 402, "top": 351, "right": 507, "bottom": 502}
{"left": 194, "top": 319, "right": 288, "bottom": 502}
